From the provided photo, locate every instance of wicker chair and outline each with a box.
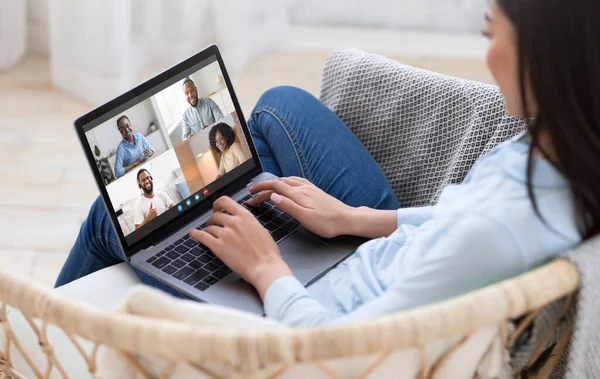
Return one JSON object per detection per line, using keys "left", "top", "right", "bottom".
{"left": 0, "top": 49, "right": 581, "bottom": 378}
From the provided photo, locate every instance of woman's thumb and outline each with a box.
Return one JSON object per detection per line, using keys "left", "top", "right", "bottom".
{"left": 270, "top": 193, "right": 300, "bottom": 216}
{"left": 271, "top": 193, "right": 284, "bottom": 206}
{"left": 271, "top": 192, "right": 304, "bottom": 219}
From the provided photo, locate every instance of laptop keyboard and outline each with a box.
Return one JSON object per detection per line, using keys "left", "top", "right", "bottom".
{"left": 146, "top": 194, "right": 300, "bottom": 291}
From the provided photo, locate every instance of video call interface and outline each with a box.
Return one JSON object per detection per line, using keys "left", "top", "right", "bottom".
{"left": 84, "top": 58, "right": 253, "bottom": 245}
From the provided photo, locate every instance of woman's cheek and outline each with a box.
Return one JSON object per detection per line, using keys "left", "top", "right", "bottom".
{"left": 487, "top": 41, "right": 520, "bottom": 116}
{"left": 486, "top": 42, "right": 501, "bottom": 86}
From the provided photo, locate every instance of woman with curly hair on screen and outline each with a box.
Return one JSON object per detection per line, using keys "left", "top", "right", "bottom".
{"left": 209, "top": 122, "right": 249, "bottom": 178}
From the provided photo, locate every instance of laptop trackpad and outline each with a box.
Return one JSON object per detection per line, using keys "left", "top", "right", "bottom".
{"left": 279, "top": 232, "right": 350, "bottom": 285}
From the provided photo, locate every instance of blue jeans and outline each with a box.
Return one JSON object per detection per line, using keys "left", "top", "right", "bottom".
{"left": 55, "top": 86, "right": 400, "bottom": 296}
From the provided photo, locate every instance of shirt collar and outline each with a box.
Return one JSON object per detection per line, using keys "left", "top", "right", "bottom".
{"left": 502, "top": 132, "right": 569, "bottom": 189}
{"left": 123, "top": 133, "right": 137, "bottom": 145}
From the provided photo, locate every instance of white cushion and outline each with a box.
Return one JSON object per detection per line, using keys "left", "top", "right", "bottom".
{"left": 56, "top": 262, "right": 141, "bottom": 307}
{"left": 97, "top": 285, "right": 510, "bottom": 379}
{"left": 98, "top": 286, "right": 291, "bottom": 378}
{"left": 123, "top": 285, "right": 286, "bottom": 330}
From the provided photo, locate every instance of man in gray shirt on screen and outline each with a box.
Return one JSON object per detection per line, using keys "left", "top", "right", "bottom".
{"left": 181, "top": 78, "right": 224, "bottom": 140}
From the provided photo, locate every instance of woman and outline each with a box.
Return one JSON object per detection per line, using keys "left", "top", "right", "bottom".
{"left": 57, "top": 0, "right": 600, "bottom": 326}
{"left": 209, "top": 122, "right": 249, "bottom": 178}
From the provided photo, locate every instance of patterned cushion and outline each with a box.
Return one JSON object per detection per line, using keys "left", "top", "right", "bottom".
{"left": 319, "top": 48, "right": 526, "bottom": 207}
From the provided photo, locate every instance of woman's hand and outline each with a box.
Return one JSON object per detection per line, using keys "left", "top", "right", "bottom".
{"left": 247, "top": 176, "right": 355, "bottom": 239}
{"left": 189, "top": 196, "right": 292, "bottom": 298}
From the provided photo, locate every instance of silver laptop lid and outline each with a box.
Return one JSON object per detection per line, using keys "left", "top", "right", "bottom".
{"left": 74, "top": 45, "right": 263, "bottom": 259}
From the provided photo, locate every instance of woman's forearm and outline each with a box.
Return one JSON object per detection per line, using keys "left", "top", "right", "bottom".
{"left": 346, "top": 207, "right": 398, "bottom": 239}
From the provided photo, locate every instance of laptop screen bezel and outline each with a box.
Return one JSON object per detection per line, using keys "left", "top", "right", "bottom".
{"left": 74, "top": 44, "right": 263, "bottom": 258}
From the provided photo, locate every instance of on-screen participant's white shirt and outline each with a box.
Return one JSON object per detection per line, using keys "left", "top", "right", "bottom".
{"left": 133, "top": 192, "right": 173, "bottom": 226}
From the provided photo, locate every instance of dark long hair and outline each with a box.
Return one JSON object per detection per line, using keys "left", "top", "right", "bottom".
{"left": 497, "top": 0, "right": 600, "bottom": 239}
{"left": 209, "top": 123, "right": 236, "bottom": 155}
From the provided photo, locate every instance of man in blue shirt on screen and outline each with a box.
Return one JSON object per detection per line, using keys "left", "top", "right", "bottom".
{"left": 114, "top": 115, "right": 154, "bottom": 178}
{"left": 181, "top": 78, "right": 224, "bottom": 140}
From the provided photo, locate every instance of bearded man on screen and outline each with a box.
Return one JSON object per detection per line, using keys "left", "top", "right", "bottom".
{"left": 133, "top": 169, "right": 175, "bottom": 229}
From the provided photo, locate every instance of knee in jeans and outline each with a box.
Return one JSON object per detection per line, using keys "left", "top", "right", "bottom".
{"left": 88, "top": 196, "right": 108, "bottom": 223}
{"left": 255, "top": 86, "right": 313, "bottom": 110}
{"left": 91, "top": 196, "right": 104, "bottom": 212}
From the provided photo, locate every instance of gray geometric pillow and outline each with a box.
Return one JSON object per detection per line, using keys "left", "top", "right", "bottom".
{"left": 319, "top": 48, "right": 526, "bottom": 207}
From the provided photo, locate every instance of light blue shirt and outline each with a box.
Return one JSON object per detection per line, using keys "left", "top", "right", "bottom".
{"left": 264, "top": 132, "right": 581, "bottom": 327}
{"left": 181, "top": 98, "right": 224, "bottom": 139}
{"left": 114, "top": 133, "right": 154, "bottom": 178}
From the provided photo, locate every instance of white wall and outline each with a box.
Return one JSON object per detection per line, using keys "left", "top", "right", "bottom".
{"left": 105, "top": 148, "right": 180, "bottom": 210}
{"left": 0, "top": 1, "right": 27, "bottom": 69}
{"left": 27, "top": 0, "right": 485, "bottom": 60}
{"left": 188, "top": 61, "right": 227, "bottom": 97}
{"left": 210, "top": 88, "right": 235, "bottom": 116}
{"left": 290, "top": 0, "right": 486, "bottom": 33}
{"left": 27, "top": 0, "right": 49, "bottom": 55}
{"left": 27, "top": 0, "right": 485, "bottom": 63}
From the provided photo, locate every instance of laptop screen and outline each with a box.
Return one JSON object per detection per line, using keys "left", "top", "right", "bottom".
{"left": 78, "top": 50, "right": 259, "bottom": 252}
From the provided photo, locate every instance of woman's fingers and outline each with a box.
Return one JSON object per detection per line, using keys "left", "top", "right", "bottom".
{"left": 249, "top": 180, "right": 296, "bottom": 199}
{"left": 248, "top": 178, "right": 309, "bottom": 205}
{"left": 200, "top": 225, "right": 223, "bottom": 239}
{"left": 270, "top": 193, "right": 307, "bottom": 219}
{"left": 189, "top": 228, "right": 220, "bottom": 249}
{"left": 247, "top": 190, "right": 274, "bottom": 206}
{"left": 248, "top": 179, "right": 302, "bottom": 206}
{"left": 206, "top": 211, "right": 230, "bottom": 227}
{"left": 280, "top": 177, "right": 304, "bottom": 187}
{"left": 213, "top": 196, "right": 244, "bottom": 215}
{"left": 287, "top": 176, "right": 311, "bottom": 185}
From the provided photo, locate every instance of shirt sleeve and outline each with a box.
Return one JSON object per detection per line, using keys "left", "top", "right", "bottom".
{"left": 264, "top": 214, "right": 524, "bottom": 327}
{"left": 396, "top": 206, "right": 434, "bottom": 228}
{"left": 181, "top": 113, "right": 191, "bottom": 140}
{"left": 209, "top": 98, "right": 224, "bottom": 121}
{"left": 231, "top": 143, "right": 248, "bottom": 165}
{"left": 114, "top": 145, "right": 125, "bottom": 178}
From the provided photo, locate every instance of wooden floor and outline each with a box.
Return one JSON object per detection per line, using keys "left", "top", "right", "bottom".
{"left": 0, "top": 50, "right": 491, "bottom": 287}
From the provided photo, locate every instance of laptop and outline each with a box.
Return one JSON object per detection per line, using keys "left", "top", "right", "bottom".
{"left": 74, "top": 44, "right": 365, "bottom": 315}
